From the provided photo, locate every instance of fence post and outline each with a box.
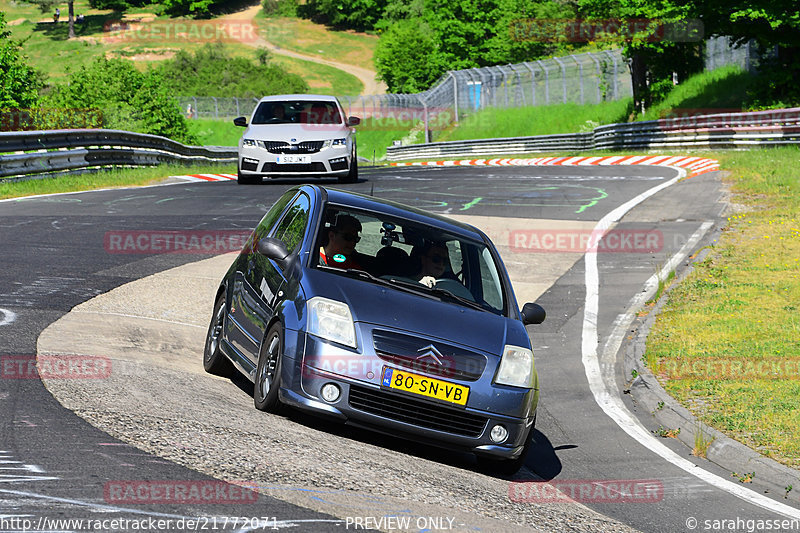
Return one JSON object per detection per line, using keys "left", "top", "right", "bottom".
{"left": 553, "top": 57, "right": 567, "bottom": 103}
{"left": 603, "top": 51, "right": 619, "bottom": 100}
{"left": 235, "top": 97, "right": 240, "bottom": 117}
{"left": 536, "top": 60, "right": 549, "bottom": 105}
{"left": 212, "top": 97, "right": 219, "bottom": 120}
{"left": 523, "top": 62, "right": 536, "bottom": 106}
{"left": 452, "top": 73, "right": 459, "bottom": 123}
{"left": 588, "top": 52, "right": 602, "bottom": 103}
{"left": 570, "top": 55, "right": 584, "bottom": 104}
{"left": 419, "top": 96, "right": 430, "bottom": 144}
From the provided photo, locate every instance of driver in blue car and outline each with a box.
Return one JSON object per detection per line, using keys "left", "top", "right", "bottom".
{"left": 320, "top": 214, "right": 364, "bottom": 270}
{"left": 411, "top": 241, "right": 448, "bottom": 287}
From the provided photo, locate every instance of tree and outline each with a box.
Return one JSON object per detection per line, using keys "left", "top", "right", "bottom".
{"left": 697, "top": 0, "right": 800, "bottom": 104}
{"left": 29, "top": 0, "right": 76, "bottom": 38}
{"left": 45, "top": 57, "right": 195, "bottom": 143}
{"left": 374, "top": 19, "right": 447, "bottom": 93}
{"left": 0, "top": 12, "right": 42, "bottom": 108}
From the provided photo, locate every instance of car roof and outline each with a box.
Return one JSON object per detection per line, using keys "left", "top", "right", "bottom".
{"left": 301, "top": 185, "right": 486, "bottom": 242}
{"left": 257, "top": 95, "right": 339, "bottom": 103}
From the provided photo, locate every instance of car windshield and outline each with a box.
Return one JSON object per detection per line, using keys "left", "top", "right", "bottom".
{"left": 313, "top": 206, "right": 508, "bottom": 316}
{"left": 251, "top": 100, "right": 343, "bottom": 125}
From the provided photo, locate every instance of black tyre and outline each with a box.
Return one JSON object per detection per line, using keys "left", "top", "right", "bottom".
{"left": 237, "top": 164, "right": 260, "bottom": 184}
{"left": 254, "top": 323, "right": 284, "bottom": 412}
{"left": 338, "top": 152, "right": 358, "bottom": 184}
{"left": 203, "top": 295, "right": 234, "bottom": 377}
{"left": 477, "top": 416, "right": 536, "bottom": 476}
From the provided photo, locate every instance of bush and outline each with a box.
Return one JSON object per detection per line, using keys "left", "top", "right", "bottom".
{"left": 0, "top": 12, "right": 42, "bottom": 109}
{"left": 44, "top": 57, "right": 195, "bottom": 143}
{"left": 156, "top": 43, "right": 308, "bottom": 97}
{"left": 262, "top": 0, "right": 298, "bottom": 17}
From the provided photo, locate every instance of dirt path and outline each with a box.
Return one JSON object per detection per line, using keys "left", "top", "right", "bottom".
{"left": 220, "top": 4, "right": 385, "bottom": 95}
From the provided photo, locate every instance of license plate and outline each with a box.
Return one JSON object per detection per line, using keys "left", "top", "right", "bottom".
{"left": 381, "top": 366, "right": 469, "bottom": 406}
{"left": 276, "top": 155, "right": 311, "bottom": 164}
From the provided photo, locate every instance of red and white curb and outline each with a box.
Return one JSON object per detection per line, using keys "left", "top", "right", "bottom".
{"left": 170, "top": 173, "right": 237, "bottom": 182}
{"left": 390, "top": 155, "right": 720, "bottom": 178}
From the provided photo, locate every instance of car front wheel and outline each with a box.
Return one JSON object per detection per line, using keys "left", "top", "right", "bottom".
{"left": 254, "top": 323, "right": 284, "bottom": 412}
{"left": 203, "top": 295, "right": 234, "bottom": 377}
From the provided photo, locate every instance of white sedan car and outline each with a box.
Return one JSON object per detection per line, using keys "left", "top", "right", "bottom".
{"left": 234, "top": 95, "right": 360, "bottom": 185}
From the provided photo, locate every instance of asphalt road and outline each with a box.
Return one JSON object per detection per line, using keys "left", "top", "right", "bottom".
{"left": 1, "top": 166, "right": 799, "bottom": 532}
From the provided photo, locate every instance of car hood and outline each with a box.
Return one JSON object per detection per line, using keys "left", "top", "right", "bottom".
{"left": 303, "top": 269, "right": 526, "bottom": 357}
{"left": 245, "top": 124, "right": 350, "bottom": 141}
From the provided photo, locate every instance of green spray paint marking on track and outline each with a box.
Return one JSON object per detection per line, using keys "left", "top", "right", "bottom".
{"left": 461, "top": 197, "right": 482, "bottom": 211}
{"left": 576, "top": 188, "right": 607, "bottom": 214}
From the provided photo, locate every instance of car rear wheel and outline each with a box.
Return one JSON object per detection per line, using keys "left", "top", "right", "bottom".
{"left": 203, "top": 295, "right": 234, "bottom": 377}
{"left": 254, "top": 323, "right": 284, "bottom": 412}
{"left": 477, "top": 415, "right": 536, "bottom": 476}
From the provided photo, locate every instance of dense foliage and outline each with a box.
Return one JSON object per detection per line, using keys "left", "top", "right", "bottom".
{"left": 305, "top": 0, "right": 798, "bottom": 108}
{"left": 44, "top": 57, "right": 195, "bottom": 143}
{"left": 0, "top": 13, "right": 42, "bottom": 108}
{"left": 155, "top": 43, "right": 309, "bottom": 97}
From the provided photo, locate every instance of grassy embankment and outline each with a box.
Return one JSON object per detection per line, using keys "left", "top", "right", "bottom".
{"left": 4, "top": 0, "right": 364, "bottom": 94}
{"left": 645, "top": 147, "right": 800, "bottom": 467}
{"left": 435, "top": 65, "right": 753, "bottom": 142}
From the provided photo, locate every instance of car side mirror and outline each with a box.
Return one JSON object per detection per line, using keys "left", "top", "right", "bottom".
{"left": 233, "top": 116, "right": 248, "bottom": 127}
{"left": 257, "top": 237, "right": 289, "bottom": 261}
{"left": 521, "top": 302, "right": 546, "bottom": 325}
{"left": 346, "top": 116, "right": 361, "bottom": 127}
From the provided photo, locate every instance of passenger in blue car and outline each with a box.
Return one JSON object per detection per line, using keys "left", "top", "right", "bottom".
{"left": 319, "top": 214, "right": 364, "bottom": 270}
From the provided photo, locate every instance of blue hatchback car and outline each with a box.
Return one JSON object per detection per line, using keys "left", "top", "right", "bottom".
{"left": 204, "top": 185, "right": 546, "bottom": 473}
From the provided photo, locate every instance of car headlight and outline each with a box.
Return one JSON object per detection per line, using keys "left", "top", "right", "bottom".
{"left": 322, "top": 138, "right": 347, "bottom": 149}
{"left": 307, "top": 297, "right": 356, "bottom": 348}
{"left": 242, "top": 138, "right": 256, "bottom": 146}
{"left": 494, "top": 345, "right": 535, "bottom": 388}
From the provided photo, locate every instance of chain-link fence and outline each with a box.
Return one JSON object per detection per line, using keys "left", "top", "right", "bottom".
{"left": 179, "top": 37, "right": 761, "bottom": 143}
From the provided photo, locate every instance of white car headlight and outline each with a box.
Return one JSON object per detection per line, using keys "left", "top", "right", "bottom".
{"left": 307, "top": 297, "right": 356, "bottom": 348}
{"left": 495, "top": 345, "right": 535, "bottom": 388}
{"left": 322, "top": 138, "right": 347, "bottom": 149}
{"left": 242, "top": 138, "right": 256, "bottom": 146}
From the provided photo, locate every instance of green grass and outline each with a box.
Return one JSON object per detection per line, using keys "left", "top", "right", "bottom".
{"left": 645, "top": 146, "right": 800, "bottom": 467}
{"left": 435, "top": 99, "right": 632, "bottom": 142}
{"left": 0, "top": 163, "right": 234, "bottom": 200}
{"left": 640, "top": 65, "right": 756, "bottom": 120}
{"left": 269, "top": 54, "right": 363, "bottom": 96}
{"left": 5, "top": 0, "right": 366, "bottom": 93}
{"left": 254, "top": 15, "right": 378, "bottom": 70}
{"left": 187, "top": 118, "right": 243, "bottom": 146}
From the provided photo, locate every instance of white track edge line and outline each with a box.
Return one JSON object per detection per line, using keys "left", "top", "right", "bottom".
{"left": 581, "top": 166, "right": 800, "bottom": 519}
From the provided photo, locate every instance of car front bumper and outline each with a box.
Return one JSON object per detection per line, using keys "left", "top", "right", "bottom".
{"left": 278, "top": 329, "right": 538, "bottom": 459}
{"left": 239, "top": 144, "right": 351, "bottom": 177}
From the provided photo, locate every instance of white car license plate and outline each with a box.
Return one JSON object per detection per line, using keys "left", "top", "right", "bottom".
{"left": 276, "top": 155, "right": 311, "bottom": 164}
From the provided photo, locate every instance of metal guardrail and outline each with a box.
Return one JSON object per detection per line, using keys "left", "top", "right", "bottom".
{"left": 386, "top": 108, "right": 800, "bottom": 160}
{"left": 0, "top": 129, "right": 237, "bottom": 179}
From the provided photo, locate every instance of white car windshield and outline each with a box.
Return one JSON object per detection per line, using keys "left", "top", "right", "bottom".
{"left": 252, "top": 101, "right": 343, "bottom": 125}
